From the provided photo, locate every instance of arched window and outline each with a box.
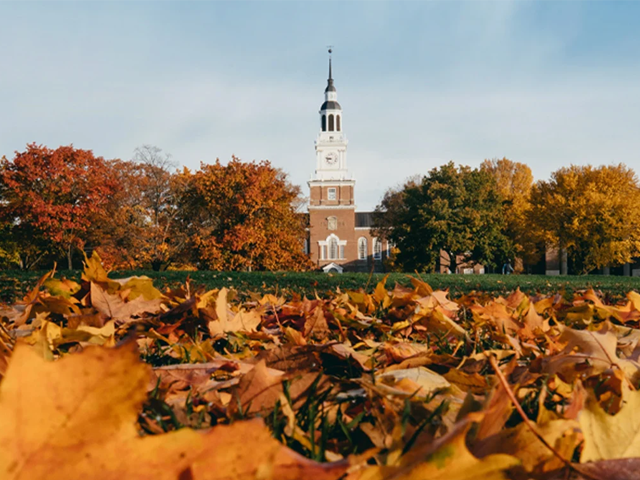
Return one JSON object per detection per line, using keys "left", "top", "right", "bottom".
{"left": 321, "top": 115, "right": 326, "bottom": 132}
{"left": 373, "top": 238, "right": 382, "bottom": 261}
{"left": 328, "top": 114, "right": 334, "bottom": 131}
{"left": 358, "top": 237, "right": 367, "bottom": 260}
{"left": 329, "top": 237, "right": 339, "bottom": 260}
{"left": 336, "top": 115, "right": 341, "bottom": 131}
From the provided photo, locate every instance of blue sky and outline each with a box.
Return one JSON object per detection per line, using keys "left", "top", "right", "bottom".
{"left": 1, "top": 1, "right": 639, "bottom": 210}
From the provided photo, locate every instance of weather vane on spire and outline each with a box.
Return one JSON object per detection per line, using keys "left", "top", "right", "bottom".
{"left": 327, "top": 46, "right": 333, "bottom": 80}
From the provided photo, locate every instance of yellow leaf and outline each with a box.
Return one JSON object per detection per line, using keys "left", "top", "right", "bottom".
{"left": 474, "top": 419, "right": 580, "bottom": 473}
{"left": 44, "top": 277, "right": 81, "bottom": 298}
{"left": 580, "top": 388, "right": 640, "bottom": 462}
{"left": 348, "top": 420, "right": 519, "bottom": 480}
{"left": 376, "top": 367, "right": 451, "bottom": 400}
{"left": 0, "top": 343, "right": 347, "bottom": 480}
{"left": 0, "top": 343, "right": 201, "bottom": 479}
{"left": 114, "top": 276, "right": 163, "bottom": 300}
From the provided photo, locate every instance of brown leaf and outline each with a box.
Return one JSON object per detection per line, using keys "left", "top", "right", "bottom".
{"left": 304, "top": 306, "right": 330, "bottom": 341}
{"left": 228, "top": 359, "right": 284, "bottom": 416}
{"left": 91, "top": 282, "right": 162, "bottom": 322}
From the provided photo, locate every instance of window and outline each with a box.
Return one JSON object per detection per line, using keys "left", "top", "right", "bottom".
{"left": 336, "top": 115, "right": 341, "bottom": 131}
{"left": 373, "top": 238, "right": 382, "bottom": 260}
{"left": 328, "top": 114, "right": 334, "bottom": 131}
{"left": 358, "top": 237, "right": 368, "bottom": 260}
{"left": 321, "top": 114, "right": 326, "bottom": 132}
{"left": 329, "top": 237, "right": 339, "bottom": 260}
{"left": 327, "top": 216, "right": 337, "bottom": 230}
{"left": 386, "top": 240, "right": 394, "bottom": 257}
{"left": 327, "top": 188, "right": 337, "bottom": 200}
{"left": 319, "top": 234, "right": 345, "bottom": 262}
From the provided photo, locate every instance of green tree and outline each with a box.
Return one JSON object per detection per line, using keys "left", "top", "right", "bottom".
{"left": 529, "top": 164, "right": 640, "bottom": 274}
{"left": 374, "top": 162, "right": 513, "bottom": 272}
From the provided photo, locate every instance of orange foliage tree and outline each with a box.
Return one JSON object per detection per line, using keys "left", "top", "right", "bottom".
{"left": 177, "top": 157, "right": 312, "bottom": 271}
{"left": 90, "top": 159, "right": 149, "bottom": 270}
{"left": 0, "top": 144, "right": 118, "bottom": 270}
{"left": 93, "top": 146, "right": 186, "bottom": 271}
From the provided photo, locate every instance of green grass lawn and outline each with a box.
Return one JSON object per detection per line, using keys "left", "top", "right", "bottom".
{"left": 1, "top": 269, "right": 640, "bottom": 303}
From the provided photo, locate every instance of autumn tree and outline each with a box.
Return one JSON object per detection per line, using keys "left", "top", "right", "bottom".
{"left": 0, "top": 144, "right": 118, "bottom": 269}
{"left": 89, "top": 146, "right": 187, "bottom": 271}
{"left": 373, "top": 162, "right": 513, "bottom": 272}
{"left": 89, "top": 159, "right": 149, "bottom": 269}
{"left": 132, "top": 145, "right": 186, "bottom": 270}
{"left": 480, "top": 158, "right": 541, "bottom": 266}
{"left": 529, "top": 164, "right": 640, "bottom": 274}
{"left": 176, "top": 157, "right": 312, "bottom": 271}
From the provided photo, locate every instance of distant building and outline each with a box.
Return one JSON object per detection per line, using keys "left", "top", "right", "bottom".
{"left": 306, "top": 53, "right": 390, "bottom": 273}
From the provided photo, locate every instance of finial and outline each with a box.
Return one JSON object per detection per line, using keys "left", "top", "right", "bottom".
{"left": 327, "top": 46, "right": 333, "bottom": 80}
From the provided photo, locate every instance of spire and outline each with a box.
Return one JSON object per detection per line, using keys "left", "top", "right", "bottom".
{"left": 325, "top": 47, "right": 336, "bottom": 93}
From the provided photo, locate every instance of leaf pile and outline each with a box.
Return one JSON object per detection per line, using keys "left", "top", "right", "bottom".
{"left": 3, "top": 253, "right": 640, "bottom": 479}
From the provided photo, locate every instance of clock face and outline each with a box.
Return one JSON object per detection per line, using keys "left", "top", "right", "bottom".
{"left": 325, "top": 152, "right": 338, "bottom": 165}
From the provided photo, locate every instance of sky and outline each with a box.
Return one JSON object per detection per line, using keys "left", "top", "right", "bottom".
{"left": 1, "top": 1, "right": 639, "bottom": 210}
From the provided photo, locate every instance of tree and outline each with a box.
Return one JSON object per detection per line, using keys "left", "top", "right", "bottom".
{"left": 133, "top": 146, "right": 185, "bottom": 271}
{"left": 0, "top": 144, "right": 118, "bottom": 269}
{"left": 91, "top": 146, "right": 188, "bottom": 271}
{"left": 176, "top": 157, "right": 312, "bottom": 271}
{"left": 89, "top": 159, "right": 149, "bottom": 270}
{"left": 529, "top": 164, "right": 640, "bottom": 274}
{"left": 373, "top": 162, "right": 513, "bottom": 272}
{"left": 480, "top": 158, "right": 541, "bottom": 266}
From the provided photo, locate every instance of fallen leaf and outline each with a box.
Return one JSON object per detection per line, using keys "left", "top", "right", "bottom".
{"left": 91, "top": 282, "right": 162, "bottom": 322}
{"left": 580, "top": 388, "right": 640, "bottom": 462}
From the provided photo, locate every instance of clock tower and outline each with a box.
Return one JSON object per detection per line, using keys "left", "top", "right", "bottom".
{"left": 308, "top": 50, "right": 357, "bottom": 268}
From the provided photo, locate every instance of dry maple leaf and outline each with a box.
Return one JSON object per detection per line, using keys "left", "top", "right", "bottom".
{"left": 208, "top": 288, "right": 261, "bottom": 335}
{"left": 0, "top": 343, "right": 348, "bottom": 480}
{"left": 580, "top": 388, "right": 640, "bottom": 462}
{"left": 228, "top": 359, "right": 284, "bottom": 416}
{"left": 474, "top": 418, "right": 580, "bottom": 473}
{"left": 347, "top": 418, "right": 519, "bottom": 480}
{"left": 544, "top": 325, "right": 640, "bottom": 383}
{"left": 0, "top": 342, "right": 203, "bottom": 479}
{"left": 91, "top": 282, "right": 162, "bottom": 323}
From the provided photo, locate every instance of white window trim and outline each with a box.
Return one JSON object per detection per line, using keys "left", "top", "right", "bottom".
{"left": 358, "top": 237, "right": 368, "bottom": 260}
{"left": 373, "top": 238, "right": 382, "bottom": 261}
{"left": 318, "top": 234, "right": 347, "bottom": 260}
{"left": 327, "top": 188, "right": 337, "bottom": 200}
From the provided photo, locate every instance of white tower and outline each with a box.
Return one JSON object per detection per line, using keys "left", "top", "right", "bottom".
{"left": 313, "top": 50, "right": 350, "bottom": 181}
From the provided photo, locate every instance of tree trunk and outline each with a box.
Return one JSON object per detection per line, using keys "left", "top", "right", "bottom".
{"left": 67, "top": 244, "right": 73, "bottom": 270}
{"left": 560, "top": 248, "right": 568, "bottom": 275}
{"left": 449, "top": 251, "right": 457, "bottom": 274}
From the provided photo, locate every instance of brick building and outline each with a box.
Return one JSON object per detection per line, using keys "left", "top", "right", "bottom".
{"left": 307, "top": 52, "right": 390, "bottom": 273}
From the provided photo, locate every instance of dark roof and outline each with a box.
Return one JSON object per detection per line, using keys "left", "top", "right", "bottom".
{"left": 355, "top": 211, "right": 375, "bottom": 228}
{"left": 325, "top": 78, "right": 336, "bottom": 93}
{"left": 321, "top": 100, "right": 341, "bottom": 110}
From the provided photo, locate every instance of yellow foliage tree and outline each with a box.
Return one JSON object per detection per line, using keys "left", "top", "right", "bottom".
{"left": 481, "top": 158, "right": 539, "bottom": 266}
{"left": 529, "top": 164, "right": 640, "bottom": 273}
